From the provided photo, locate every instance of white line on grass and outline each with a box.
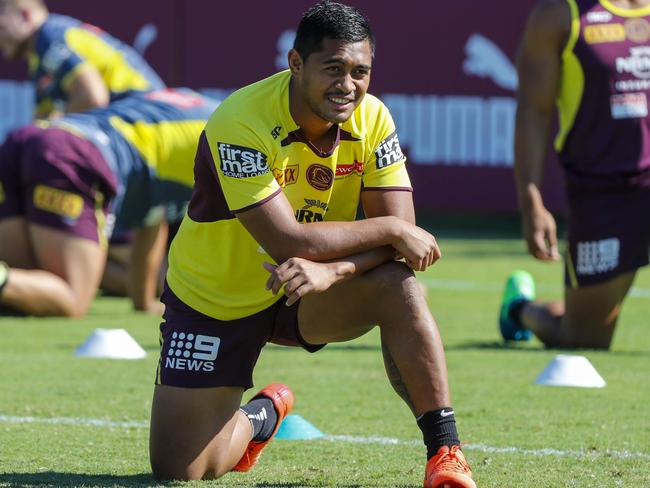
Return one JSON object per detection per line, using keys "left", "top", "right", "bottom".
{"left": 420, "top": 278, "right": 650, "bottom": 299}
{"left": 2, "top": 415, "right": 649, "bottom": 461}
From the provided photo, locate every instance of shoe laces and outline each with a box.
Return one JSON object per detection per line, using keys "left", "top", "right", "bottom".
{"left": 430, "top": 446, "right": 471, "bottom": 474}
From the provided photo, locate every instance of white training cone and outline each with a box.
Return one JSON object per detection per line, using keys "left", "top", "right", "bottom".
{"left": 535, "top": 354, "right": 605, "bottom": 388}
{"left": 75, "top": 328, "right": 147, "bottom": 359}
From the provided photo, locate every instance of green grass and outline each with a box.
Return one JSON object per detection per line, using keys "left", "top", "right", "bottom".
{"left": 1, "top": 217, "right": 649, "bottom": 487}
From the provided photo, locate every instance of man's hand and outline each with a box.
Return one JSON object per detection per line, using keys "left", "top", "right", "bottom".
{"left": 392, "top": 222, "right": 441, "bottom": 271}
{"left": 263, "top": 258, "right": 343, "bottom": 306}
{"left": 522, "top": 204, "right": 560, "bottom": 261}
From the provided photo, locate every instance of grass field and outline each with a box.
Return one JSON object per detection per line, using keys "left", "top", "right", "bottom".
{"left": 1, "top": 216, "right": 649, "bottom": 487}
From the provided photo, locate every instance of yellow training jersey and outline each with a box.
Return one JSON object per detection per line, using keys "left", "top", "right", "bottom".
{"left": 167, "top": 70, "right": 411, "bottom": 320}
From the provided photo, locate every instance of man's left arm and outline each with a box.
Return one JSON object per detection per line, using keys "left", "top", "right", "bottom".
{"left": 63, "top": 64, "right": 110, "bottom": 113}
{"left": 265, "top": 190, "right": 438, "bottom": 305}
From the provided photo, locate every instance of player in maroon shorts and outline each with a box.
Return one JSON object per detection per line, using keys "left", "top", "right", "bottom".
{"left": 148, "top": 2, "right": 475, "bottom": 486}
{"left": 499, "top": 0, "right": 650, "bottom": 349}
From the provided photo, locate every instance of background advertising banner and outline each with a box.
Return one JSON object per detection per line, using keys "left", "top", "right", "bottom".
{"left": 0, "top": 0, "right": 567, "bottom": 214}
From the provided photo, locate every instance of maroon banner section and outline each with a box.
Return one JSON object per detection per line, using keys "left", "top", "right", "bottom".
{"left": 0, "top": 0, "right": 567, "bottom": 214}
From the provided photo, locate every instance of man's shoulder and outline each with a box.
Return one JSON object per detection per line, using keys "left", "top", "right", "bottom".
{"left": 40, "top": 13, "right": 78, "bottom": 38}
{"left": 216, "top": 71, "right": 289, "bottom": 118}
{"left": 527, "top": 0, "right": 572, "bottom": 35}
{"left": 205, "top": 71, "right": 289, "bottom": 141}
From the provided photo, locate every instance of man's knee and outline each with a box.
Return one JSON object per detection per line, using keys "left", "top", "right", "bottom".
{"left": 364, "top": 261, "right": 418, "bottom": 293}
{"left": 151, "top": 460, "right": 212, "bottom": 482}
{"left": 362, "top": 261, "right": 428, "bottom": 312}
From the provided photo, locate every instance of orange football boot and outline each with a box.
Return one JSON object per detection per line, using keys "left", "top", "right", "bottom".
{"left": 424, "top": 445, "right": 477, "bottom": 488}
{"left": 232, "top": 383, "right": 294, "bottom": 472}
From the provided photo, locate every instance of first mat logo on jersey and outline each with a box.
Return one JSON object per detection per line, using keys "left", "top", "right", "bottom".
{"left": 218, "top": 142, "right": 269, "bottom": 178}
{"left": 375, "top": 132, "right": 404, "bottom": 169}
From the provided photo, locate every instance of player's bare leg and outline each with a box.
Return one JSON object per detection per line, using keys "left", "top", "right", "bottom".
{"left": 100, "top": 244, "right": 131, "bottom": 296}
{"left": 0, "top": 224, "right": 106, "bottom": 316}
{"left": 0, "top": 217, "right": 36, "bottom": 269}
{"left": 521, "top": 271, "right": 636, "bottom": 349}
{"left": 149, "top": 385, "right": 252, "bottom": 481}
{"left": 298, "top": 260, "right": 449, "bottom": 414}
{"left": 298, "top": 260, "right": 474, "bottom": 487}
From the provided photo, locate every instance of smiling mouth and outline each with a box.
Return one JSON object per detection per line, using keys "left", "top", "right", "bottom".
{"left": 327, "top": 95, "right": 354, "bottom": 107}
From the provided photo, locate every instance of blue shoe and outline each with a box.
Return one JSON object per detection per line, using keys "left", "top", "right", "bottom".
{"left": 499, "top": 270, "right": 535, "bottom": 341}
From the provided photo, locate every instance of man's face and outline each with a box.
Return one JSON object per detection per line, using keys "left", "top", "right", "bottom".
{"left": 292, "top": 37, "right": 372, "bottom": 125}
{"left": 0, "top": 6, "right": 30, "bottom": 60}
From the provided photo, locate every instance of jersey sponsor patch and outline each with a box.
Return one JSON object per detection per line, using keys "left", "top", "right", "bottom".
{"left": 610, "top": 93, "right": 648, "bottom": 119}
{"left": 616, "top": 47, "right": 650, "bottom": 78}
{"left": 625, "top": 18, "right": 650, "bottom": 43}
{"left": 273, "top": 165, "right": 299, "bottom": 187}
{"left": 335, "top": 160, "right": 364, "bottom": 178}
{"left": 584, "top": 24, "right": 626, "bottom": 44}
{"left": 33, "top": 185, "right": 83, "bottom": 219}
{"left": 586, "top": 10, "right": 613, "bottom": 24}
{"left": 217, "top": 142, "right": 269, "bottom": 178}
{"left": 576, "top": 238, "right": 620, "bottom": 276}
{"left": 375, "top": 132, "right": 405, "bottom": 169}
{"left": 295, "top": 208, "right": 324, "bottom": 222}
{"left": 306, "top": 164, "right": 334, "bottom": 190}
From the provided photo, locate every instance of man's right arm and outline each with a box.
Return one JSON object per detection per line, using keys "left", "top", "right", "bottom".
{"left": 236, "top": 191, "right": 438, "bottom": 270}
{"left": 515, "top": 0, "right": 570, "bottom": 261}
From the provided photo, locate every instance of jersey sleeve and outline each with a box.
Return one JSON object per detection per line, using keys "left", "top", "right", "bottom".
{"left": 203, "top": 112, "right": 280, "bottom": 213}
{"left": 362, "top": 101, "right": 412, "bottom": 191}
{"left": 38, "top": 29, "right": 88, "bottom": 94}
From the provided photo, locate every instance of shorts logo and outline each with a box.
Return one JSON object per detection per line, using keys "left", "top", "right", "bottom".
{"left": 33, "top": 185, "right": 83, "bottom": 220}
{"left": 375, "top": 132, "right": 405, "bottom": 169}
{"left": 576, "top": 238, "right": 620, "bottom": 276}
{"left": 625, "top": 18, "right": 650, "bottom": 43}
{"left": 306, "top": 164, "right": 334, "bottom": 191}
{"left": 273, "top": 165, "right": 299, "bottom": 187}
{"left": 217, "top": 142, "right": 269, "bottom": 178}
{"left": 335, "top": 160, "right": 364, "bottom": 178}
{"left": 164, "top": 332, "right": 220, "bottom": 373}
{"left": 584, "top": 24, "right": 625, "bottom": 44}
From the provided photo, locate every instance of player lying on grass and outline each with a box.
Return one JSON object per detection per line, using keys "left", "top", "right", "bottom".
{"left": 149, "top": 2, "right": 476, "bottom": 487}
{"left": 0, "top": 0, "right": 165, "bottom": 117}
{"left": 0, "top": 88, "right": 217, "bottom": 316}
{"left": 499, "top": 0, "right": 650, "bottom": 349}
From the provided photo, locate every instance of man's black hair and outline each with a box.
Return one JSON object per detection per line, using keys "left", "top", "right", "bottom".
{"left": 293, "top": 1, "right": 375, "bottom": 61}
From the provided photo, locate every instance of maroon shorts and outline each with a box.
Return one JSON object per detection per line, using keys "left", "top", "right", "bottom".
{"left": 0, "top": 126, "right": 117, "bottom": 243}
{"left": 565, "top": 187, "right": 650, "bottom": 287}
{"left": 155, "top": 284, "right": 325, "bottom": 390}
